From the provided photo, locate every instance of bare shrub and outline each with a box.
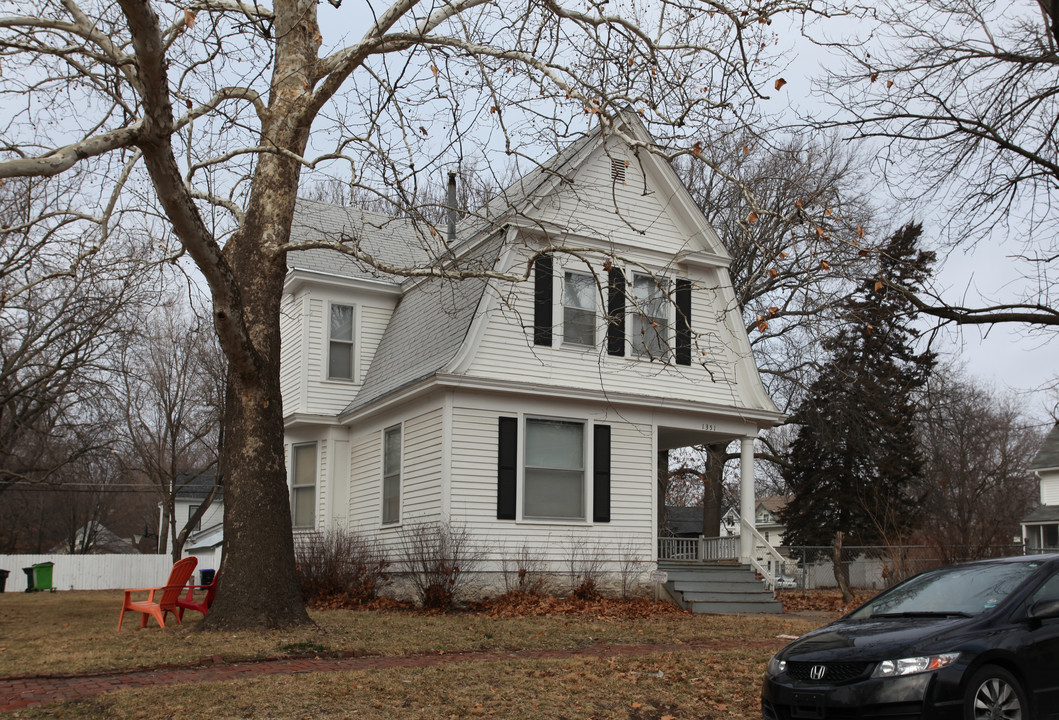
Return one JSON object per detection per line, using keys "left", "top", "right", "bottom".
{"left": 397, "top": 520, "right": 484, "bottom": 609}
{"left": 566, "top": 535, "right": 605, "bottom": 599}
{"left": 500, "top": 542, "right": 547, "bottom": 594}
{"left": 616, "top": 539, "right": 646, "bottom": 599}
{"left": 295, "top": 528, "right": 390, "bottom": 603}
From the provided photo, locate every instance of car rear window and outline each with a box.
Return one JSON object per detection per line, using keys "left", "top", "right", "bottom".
{"left": 850, "top": 562, "right": 1043, "bottom": 619}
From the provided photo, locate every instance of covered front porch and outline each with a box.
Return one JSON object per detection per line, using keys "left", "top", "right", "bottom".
{"left": 653, "top": 422, "right": 786, "bottom": 588}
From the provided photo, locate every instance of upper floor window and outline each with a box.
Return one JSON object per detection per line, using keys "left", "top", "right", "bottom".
{"left": 291, "top": 442, "right": 317, "bottom": 528}
{"left": 382, "top": 425, "right": 402, "bottom": 525}
{"left": 329, "top": 304, "right": 354, "bottom": 380}
{"left": 188, "top": 504, "right": 201, "bottom": 532}
{"left": 563, "top": 271, "right": 595, "bottom": 347}
{"left": 524, "top": 418, "right": 585, "bottom": 520}
{"left": 632, "top": 273, "right": 668, "bottom": 359}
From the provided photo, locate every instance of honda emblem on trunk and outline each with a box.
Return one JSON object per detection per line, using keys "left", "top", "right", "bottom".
{"left": 809, "top": 665, "right": 827, "bottom": 681}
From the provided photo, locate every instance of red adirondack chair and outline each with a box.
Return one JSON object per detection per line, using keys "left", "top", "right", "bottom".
{"left": 117, "top": 557, "right": 197, "bottom": 631}
{"left": 176, "top": 572, "right": 218, "bottom": 621}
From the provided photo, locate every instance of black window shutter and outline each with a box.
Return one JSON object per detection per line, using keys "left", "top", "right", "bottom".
{"left": 592, "top": 424, "right": 611, "bottom": 523}
{"left": 607, "top": 268, "right": 626, "bottom": 356}
{"left": 533, "top": 256, "right": 553, "bottom": 346}
{"left": 497, "top": 417, "right": 518, "bottom": 520}
{"left": 675, "top": 279, "right": 692, "bottom": 366}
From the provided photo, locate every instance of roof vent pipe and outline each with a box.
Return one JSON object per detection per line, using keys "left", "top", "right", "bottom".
{"left": 446, "top": 170, "right": 458, "bottom": 245}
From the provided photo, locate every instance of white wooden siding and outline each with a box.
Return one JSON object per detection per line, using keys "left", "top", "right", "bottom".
{"left": 447, "top": 403, "right": 656, "bottom": 569}
{"left": 401, "top": 408, "right": 444, "bottom": 523}
{"left": 359, "top": 305, "right": 390, "bottom": 384}
{"left": 349, "top": 430, "right": 383, "bottom": 531}
{"left": 465, "top": 254, "right": 743, "bottom": 408}
{"left": 173, "top": 498, "right": 223, "bottom": 533}
{"left": 279, "top": 294, "right": 305, "bottom": 414}
{"left": 315, "top": 440, "right": 329, "bottom": 530}
{"left": 296, "top": 298, "right": 395, "bottom": 417}
{"left": 532, "top": 145, "right": 697, "bottom": 255}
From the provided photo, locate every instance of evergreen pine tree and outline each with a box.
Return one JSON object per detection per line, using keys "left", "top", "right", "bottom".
{"left": 780, "top": 223, "right": 936, "bottom": 601}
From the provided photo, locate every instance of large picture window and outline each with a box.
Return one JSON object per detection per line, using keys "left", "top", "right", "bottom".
{"left": 382, "top": 425, "right": 402, "bottom": 525}
{"left": 524, "top": 418, "right": 584, "bottom": 520}
{"left": 632, "top": 273, "right": 668, "bottom": 359}
{"left": 291, "top": 443, "right": 317, "bottom": 528}
{"left": 328, "top": 304, "right": 355, "bottom": 380}
{"left": 563, "top": 271, "right": 595, "bottom": 347}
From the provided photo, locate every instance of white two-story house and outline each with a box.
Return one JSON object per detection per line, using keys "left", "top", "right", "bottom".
{"left": 280, "top": 113, "right": 782, "bottom": 593}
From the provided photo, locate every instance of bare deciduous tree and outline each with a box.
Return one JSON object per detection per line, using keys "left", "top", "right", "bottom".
{"left": 915, "top": 365, "right": 1044, "bottom": 562}
{"left": 1, "top": 176, "right": 146, "bottom": 497}
{"left": 666, "top": 135, "right": 878, "bottom": 536}
{"left": 119, "top": 298, "right": 225, "bottom": 561}
{"left": 810, "top": 0, "right": 1059, "bottom": 330}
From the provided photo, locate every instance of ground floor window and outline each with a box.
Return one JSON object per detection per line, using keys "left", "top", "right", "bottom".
{"left": 291, "top": 443, "right": 317, "bottom": 528}
{"left": 523, "top": 418, "right": 585, "bottom": 520}
{"left": 382, "top": 425, "right": 402, "bottom": 525}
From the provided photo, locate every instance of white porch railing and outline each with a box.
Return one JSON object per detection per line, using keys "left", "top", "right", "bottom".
{"left": 657, "top": 536, "right": 739, "bottom": 562}
{"left": 741, "top": 518, "right": 788, "bottom": 590}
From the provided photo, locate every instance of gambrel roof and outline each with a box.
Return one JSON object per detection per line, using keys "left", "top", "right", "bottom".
{"left": 285, "top": 111, "right": 779, "bottom": 426}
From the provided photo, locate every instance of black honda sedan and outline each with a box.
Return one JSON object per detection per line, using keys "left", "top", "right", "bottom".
{"left": 762, "top": 554, "right": 1059, "bottom": 720}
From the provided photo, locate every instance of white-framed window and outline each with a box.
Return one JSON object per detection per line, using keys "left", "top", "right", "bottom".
{"left": 632, "top": 273, "right": 668, "bottom": 359}
{"left": 563, "top": 271, "right": 595, "bottom": 347}
{"left": 382, "top": 425, "right": 402, "bottom": 525}
{"left": 328, "top": 303, "right": 355, "bottom": 380}
{"left": 523, "top": 418, "right": 585, "bottom": 520}
{"left": 188, "top": 504, "right": 201, "bottom": 532}
{"left": 291, "top": 442, "right": 317, "bottom": 528}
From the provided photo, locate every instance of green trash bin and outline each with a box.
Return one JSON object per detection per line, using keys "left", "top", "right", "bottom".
{"left": 31, "top": 562, "right": 54, "bottom": 592}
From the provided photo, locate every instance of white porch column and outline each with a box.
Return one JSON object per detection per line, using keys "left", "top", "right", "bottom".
{"left": 739, "top": 436, "right": 756, "bottom": 563}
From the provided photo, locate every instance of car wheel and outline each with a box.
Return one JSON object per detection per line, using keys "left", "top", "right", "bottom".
{"left": 965, "top": 666, "right": 1028, "bottom": 720}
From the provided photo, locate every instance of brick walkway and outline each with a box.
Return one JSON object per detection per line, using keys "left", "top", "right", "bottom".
{"left": 0, "top": 640, "right": 783, "bottom": 712}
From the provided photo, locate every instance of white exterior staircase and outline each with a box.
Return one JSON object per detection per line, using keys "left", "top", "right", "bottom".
{"left": 659, "top": 562, "right": 783, "bottom": 614}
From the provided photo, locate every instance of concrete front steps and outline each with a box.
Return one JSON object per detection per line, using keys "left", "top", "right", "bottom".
{"left": 659, "top": 562, "right": 783, "bottom": 614}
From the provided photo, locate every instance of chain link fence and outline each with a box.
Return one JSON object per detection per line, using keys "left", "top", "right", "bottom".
{"left": 777, "top": 545, "right": 1028, "bottom": 592}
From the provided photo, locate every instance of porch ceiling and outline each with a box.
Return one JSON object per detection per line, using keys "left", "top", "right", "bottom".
{"left": 657, "top": 426, "right": 739, "bottom": 452}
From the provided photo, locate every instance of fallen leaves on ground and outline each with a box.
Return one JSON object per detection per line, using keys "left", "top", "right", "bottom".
{"left": 777, "top": 589, "right": 875, "bottom": 614}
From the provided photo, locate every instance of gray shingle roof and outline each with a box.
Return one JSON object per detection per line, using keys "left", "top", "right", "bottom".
{"left": 664, "top": 506, "right": 706, "bottom": 536}
{"left": 1030, "top": 423, "right": 1059, "bottom": 472}
{"left": 288, "top": 199, "right": 440, "bottom": 280}
{"left": 341, "top": 235, "right": 504, "bottom": 414}
{"left": 175, "top": 469, "right": 221, "bottom": 500}
{"left": 1022, "top": 504, "right": 1059, "bottom": 524}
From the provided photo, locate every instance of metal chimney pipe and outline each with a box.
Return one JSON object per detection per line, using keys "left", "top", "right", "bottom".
{"left": 446, "top": 170, "right": 457, "bottom": 244}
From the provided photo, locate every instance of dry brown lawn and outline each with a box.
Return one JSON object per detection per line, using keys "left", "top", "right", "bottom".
{"left": 0, "top": 590, "right": 833, "bottom": 719}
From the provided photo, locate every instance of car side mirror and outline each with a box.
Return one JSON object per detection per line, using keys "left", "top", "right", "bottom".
{"left": 1027, "top": 598, "right": 1059, "bottom": 621}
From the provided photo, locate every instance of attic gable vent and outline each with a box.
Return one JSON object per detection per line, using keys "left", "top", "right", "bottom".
{"left": 610, "top": 158, "right": 626, "bottom": 184}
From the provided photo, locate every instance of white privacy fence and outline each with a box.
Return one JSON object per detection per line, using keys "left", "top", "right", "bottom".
{"left": 0, "top": 554, "right": 174, "bottom": 592}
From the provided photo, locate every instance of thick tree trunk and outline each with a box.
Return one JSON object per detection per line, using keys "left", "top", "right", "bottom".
{"left": 197, "top": 0, "right": 320, "bottom": 630}
{"left": 199, "top": 180, "right": 310, "bottom": 628}
{"left": 700, "top": 443, "right": 726, "bottom": 537}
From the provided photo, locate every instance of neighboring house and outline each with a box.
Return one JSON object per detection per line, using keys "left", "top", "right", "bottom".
{"left": 281, "top": 111, "right": 782, "bottom": 592}
{"left": 49, "top": 522, "right": 140, "bottom": 554}
{"left": 719, "top": 495, "right": 789, "bottom": 548}
{"left": 164, "top": 469, "right": 223, "bottom": 566}
{"left": 1022, "top": 422, "right": 1059, "bottom": 553}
